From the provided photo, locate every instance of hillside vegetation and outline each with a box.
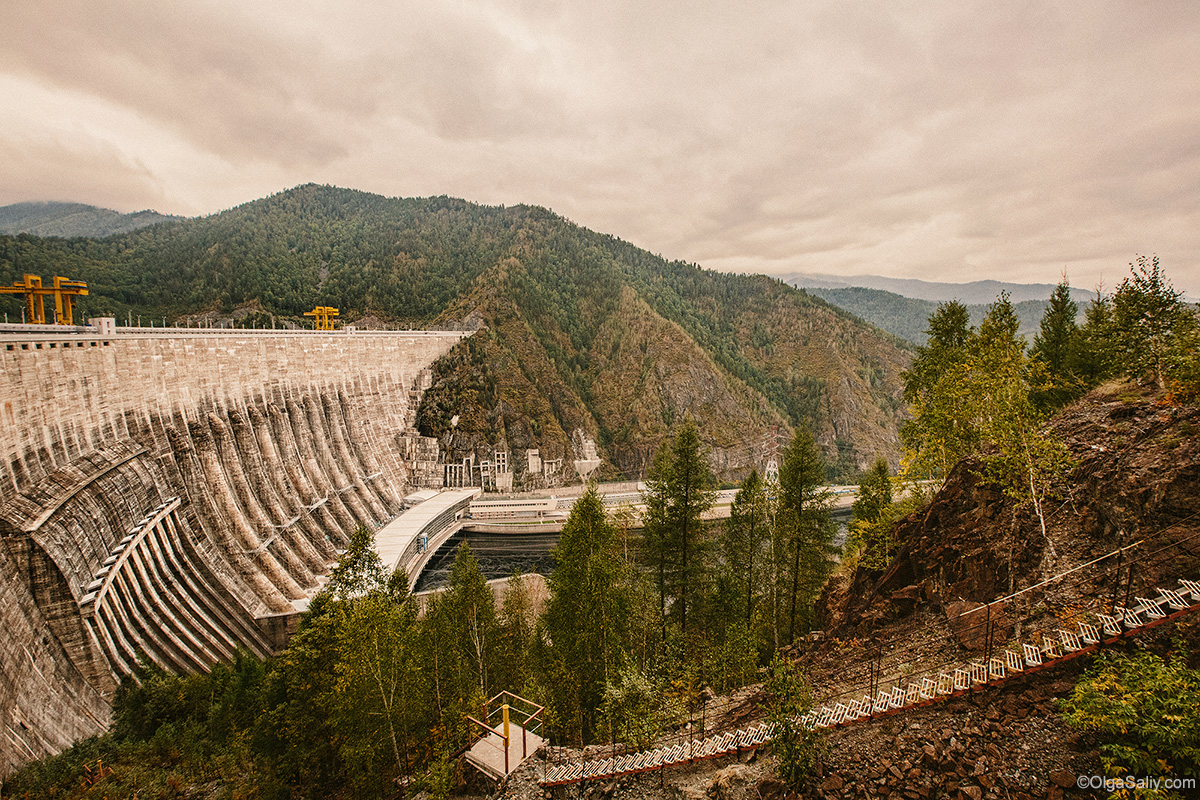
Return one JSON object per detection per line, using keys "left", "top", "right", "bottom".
{"left": 806, "top": 260, "right": 1200, "bottom": 799}
{"left": 0, "top": 184, "right": 911, "bottom": 481}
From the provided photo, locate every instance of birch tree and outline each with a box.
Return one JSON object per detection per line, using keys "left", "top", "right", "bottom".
{"left": 969, "top": 294, "right": 1074, "bottom": 570}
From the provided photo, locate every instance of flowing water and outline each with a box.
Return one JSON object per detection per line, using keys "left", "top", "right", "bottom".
{"left": 413, "top": 530, "right": 562, "bottom": 592}
{"left": 412, "top": 507, "right": 852, "bottom": 592}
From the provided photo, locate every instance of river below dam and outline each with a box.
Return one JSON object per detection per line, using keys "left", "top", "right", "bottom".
{"left": 412, "top": 508, "right": 853, "bottom": 592}
{"left": 413, "top": 530, "right": 563, "bottom": 592}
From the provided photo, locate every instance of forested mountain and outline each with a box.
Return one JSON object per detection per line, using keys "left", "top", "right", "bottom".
{"left": 0, "top": 201, "right": 181, "bottom": 238}
{"left": 806, "top": 286, "right": 1058, "bottom": 345}
{"left": 0, "top": 184, "right": 911, "bottom": 480}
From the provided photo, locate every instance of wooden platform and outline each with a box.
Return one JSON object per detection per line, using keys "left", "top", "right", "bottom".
{"left": 464, "top": 722, "right": 544, "bottom": 780}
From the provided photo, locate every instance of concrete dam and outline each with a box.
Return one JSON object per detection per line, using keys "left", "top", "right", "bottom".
{"left": 0, "top": 327, "right": 469, "bottom": 775}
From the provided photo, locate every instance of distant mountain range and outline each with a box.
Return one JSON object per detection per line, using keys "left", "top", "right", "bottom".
{"left": 800, "top": 286, "right": 1070, "bottom": 346}
{"left": 785, "top": 271, "right": 1095, "bottom": 305}
{"left": 787, "top": 272, "right": 1097, "bottom": 346}
{"left": 0, "top": 201, "right": 182, "bottom": 238}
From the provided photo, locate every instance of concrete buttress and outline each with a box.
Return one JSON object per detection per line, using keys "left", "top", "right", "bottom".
{"left": 0, "top": 329, "right": 469, "bottom": 774}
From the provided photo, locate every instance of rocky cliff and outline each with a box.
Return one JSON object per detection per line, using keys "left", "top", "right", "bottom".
{"left": 819, "top": 382, "right": 1200, "bottom": 638}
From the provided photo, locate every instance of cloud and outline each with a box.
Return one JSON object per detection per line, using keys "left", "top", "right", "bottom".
{"left": 1, "top": 0, "right": 1198, "bottom": 295}
{"left": 0, "top": 131, "right": 163, "bottom": 213}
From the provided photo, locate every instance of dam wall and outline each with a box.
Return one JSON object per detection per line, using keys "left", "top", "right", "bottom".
{"left": 0, "top": 329, "right": 468, "bottom": 775}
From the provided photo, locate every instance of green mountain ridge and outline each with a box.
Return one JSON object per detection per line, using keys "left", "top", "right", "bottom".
{"left": 0, "top": 184, "right": 911, "bottom": 481}
{"left": 0, "top": 201, "right": 182, "bottom": 238}
{"left": 785, "top": 270, "right": 1095, "bottom": 305}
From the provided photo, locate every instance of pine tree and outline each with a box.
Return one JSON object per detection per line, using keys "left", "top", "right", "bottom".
{"left": 1031, "top": 278, "right": 1082, "bottom": 409}
{"left": 641, "top": 445, "right": 674, "bottom": 641}
{"left": 776, "top": 425, "right": 835, "bottom": 644}
{"left": 1074, "top": 288, "right": 1118, "bottom": 385}
{"left": 641, "top": 417, "right": 717, "bottom": 637}
{"left": 724, "top": 469, "right": 772, "bottom": 624}
{"left": 1032, "top": 279, "right": 1079, "bottom": 376}
{"left": 1112, "top": 255, "right": 1191, "bottom": 389}
{"left": 540, "top": 486, "right": 631, "bottom": 743}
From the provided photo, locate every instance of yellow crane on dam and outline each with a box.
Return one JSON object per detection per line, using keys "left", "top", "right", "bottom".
{"left": 0, "top": 274, "right": 89, "bottom": 325}
{"left": 304, "top": 305, "right": 339, "bottom": 330}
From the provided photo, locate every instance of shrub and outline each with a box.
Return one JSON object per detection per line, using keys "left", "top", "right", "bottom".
{"left": 766, "top": 653, "right": 825, "bottom": 790}
{"left": 1060, "top": 643, "right": 1200, "bottom": 796}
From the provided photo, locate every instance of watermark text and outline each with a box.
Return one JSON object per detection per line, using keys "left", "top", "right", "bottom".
{"left": 1076, "top": 775, "right": 1195, "bottom": 792}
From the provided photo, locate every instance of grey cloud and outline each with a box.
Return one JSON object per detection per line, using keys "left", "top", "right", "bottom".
{"left": 1, "top": 0, "right": 1198, "bottom": 295}
{"left": 0, "top": 131, "right": 169, "bottom": 211}
{"left": 1, "top": 0, "right": 376, "bottom": 166}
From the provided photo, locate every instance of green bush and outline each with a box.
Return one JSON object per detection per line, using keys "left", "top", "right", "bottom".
{"left": 1060, "top": 644, "right": 1200, "bottom": 798}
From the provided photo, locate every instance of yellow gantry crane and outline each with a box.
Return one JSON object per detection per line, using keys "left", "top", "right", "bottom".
{"left": 0, "top": 274, "right": 89, "bottom": 325}
{"left": 304, "top": 306, "right": 339, "bottom": 330}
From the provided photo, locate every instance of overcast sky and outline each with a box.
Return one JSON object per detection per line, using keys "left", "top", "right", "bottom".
{"left": 3, "top": 1, "right": 1198, "bottom": 296}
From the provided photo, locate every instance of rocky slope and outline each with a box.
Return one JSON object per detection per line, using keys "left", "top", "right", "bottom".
{"left": 819, "top": 381, "right": 1200, "bottom": 638}
{"left": 485, "top": 657, "right": 1113, "bottom": 800}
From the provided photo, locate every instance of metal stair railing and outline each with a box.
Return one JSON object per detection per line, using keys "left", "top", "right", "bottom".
{"left": 539, "top": 577, "right": 1200, "bottom": 787}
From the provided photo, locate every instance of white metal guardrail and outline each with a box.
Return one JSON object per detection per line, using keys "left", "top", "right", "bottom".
{"left": 539, "top": 577, "right": 1200, "bottom": 787}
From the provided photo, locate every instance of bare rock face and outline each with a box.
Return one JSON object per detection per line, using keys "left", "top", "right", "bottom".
{"left": 423, "top": 272, "right": 912, "bottom": 486}
{"left": 944, "top": 600, "right": 1013, "bottom": 652}
{"left": 753, "top": 778, "right": 789, "bottom": 800}
{"left": 708, "top": 763, "right": 755, "bottom": 800}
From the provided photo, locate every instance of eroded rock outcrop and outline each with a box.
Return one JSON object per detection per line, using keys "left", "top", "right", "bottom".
{"left": 819, "top": 382, "right": 1200, "bottom": 640}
